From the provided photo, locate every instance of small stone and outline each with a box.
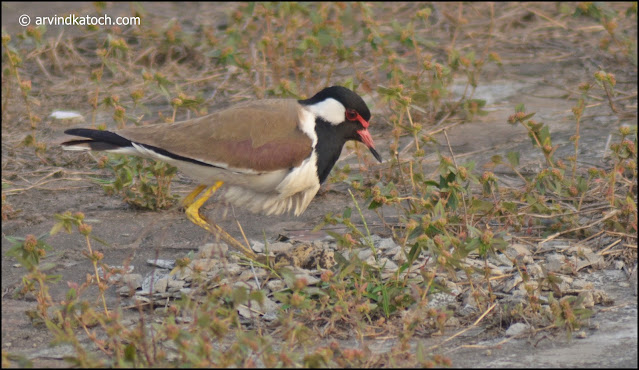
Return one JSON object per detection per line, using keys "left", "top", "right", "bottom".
{"left": 173, "top": 268, "right": 192, "bottom": 282}
{"left": 237, "top": 294, "right": 279, "bottom": 319}
{"left": 505, "top": 323, "right": 530, "bottom": 337}
{"left": 263, "top": 312, "right": 278, "bottom": 322}
{"left": 577, "top": 253, "right": 605, "bottom": 271}
{"left": 121, "top": 274, "right": 143, "bottom": 289}
{"left": 257, "top": 295, "right": 279, "bottom": 313}
{"left": 578, "top": 291, "right": 595, "bottom": 308}
{"left": 364, "top": 255, "right": 377, "bottom": 266}
{"left": 311, "top": 240, "right": 330, "bottom": 250}
{"left": 50, "top": 110, "right": 84, "bottom": 124}
{"left": 507, "top": 243, "right": 532, "bottom": 257}
{"left": 527, "top": 263, "right": 543, "bottom": 278}
{"left": 557, "top": 275, "right": 574, "bottom": 291}
{"left": 167, "top": 279, "right": 185, "bottom": 292}
{"left": 267, "top": 242, "right": 295, "bottom": 253}
{"left": 572, "top": 279, "right": 592, "bottom": 290}
{"left": 392, "top": 250, "right": 406, "bottom": 265}
{"left": 504, "top": 275, "right": 523, "bottom": 292}
{"left": 198, "top": 243, "right": 228, "bottom": 258}
{"left": 445, "top": 316, "right": 460, "bottom": 327}
{"left": 99, "top": 265, "right": 135, "bottom": 283}
{"left": 141, "top": 271, "right": 169, "bottom": 293}
{"left": 251, "top": 241, "right": 265, "bottom": 253}
{"left": 221, "top": 263, "right": 243, "bottom": 276}
{"left": 384, "top": 245, "right": 402, "bottom": 257}
{"left": 153, "top": 276, "right": 169, "bottom": 293}
{"left": 457, "top": 304, "right": 478, "bottom": 317}
{"left": 383, "top": 258, "right": 399, "bottom": 271}
{"left": 147, "top": 259, "right": 175, "bottom": 270}
{"left": 266, "top": 279, "right": 286, "bottom": 292}
{"left": 381, "top": 272, "right": 397, "bottom": 280}
{"left": 117, "top": 285, "right": 134, "bottom": 296}
{"left": 545, "top": 254, "right": 565, "bottom": 273}
{"left": 427, "top": 292, "right": 457, "bottom": 309}
{"left": 294, "top": 272, "right": 320, "bottom": 286}
{"left": 358, "top": 248, "right": 374, "bottom": 261}
{"left": 576, "top": 331, "right": 587, "bottom": 339}
{"left": 565, "top": 244, "right": 593, "bottom": 256}
{"left": 238, "top": 268, "right": 268, "bottom": 282}
{"left": 234, "top": 280, "right": 260, "bottom": 291}
{"left": 190, "top": 258, "right": 219, "bottom": 273}
{"left": 376, "top": 237, "right": 398, "bottom": 250}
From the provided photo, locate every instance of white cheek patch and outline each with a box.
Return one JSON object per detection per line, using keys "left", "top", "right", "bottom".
{"left": 306, "top": 98, "right": 345, "bottom": 125}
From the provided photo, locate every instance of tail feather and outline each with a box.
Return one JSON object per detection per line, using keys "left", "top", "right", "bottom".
{"left": 62, "top": 127, "right": 218, "bottom": 168}
{"left": 61, "top": 129, "right": 133, "bottom": 151}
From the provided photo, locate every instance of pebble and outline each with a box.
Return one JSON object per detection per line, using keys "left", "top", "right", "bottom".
{"left": 198, "top": 243, "right": 228, "bottom": 258}
{"left": 153, "top": 276, "right": 169, "bottom": 293}
{"left": 427, "top": 292, "right": 457, "bottom": 309}
{"left": 267, "top": 242, "right": 295, "bottom": 253}
{"left": 237, "top": 295, "right": 279, "bottom": 319}
{"left": 505, "top": 323, "right": 530, "bottom": 337}
{"left": 121, "top": 273, "right": 143, "bottom": 289}
{"left": 123, "top": 231, "right": 623, "bottom": 328}
{"left": 376, "top": 236, "right": 398, "bottom": 250}
{"left": 528, "top": 263, "right": 543, "bottom": 278}
{"left": 238, "top": 268, "right": 268, "bottom": 282}
{"left": 189, "top": 258, "right": 219, "bottom": 273}
{"left": 141, "top": 271, "right": 170, "bottom": 294}
{"left": 375, "top": 257, "right": 398, "bottom": 271}
{"left": 147, "top": 259, "right": 175, "bottom": 269}
{"left": 545, "top": 254, "right": 566, "bottom": 272}
{"left": 233, "top": 280, "right": 260, "bottom": 291}
{"left": 576, "top": 331, "right": 588, "bottom": 339}
{"left": 358, "top": 248, "right": 374, "bottom": 261}
{"left": 578, "top": 290, "right": 595, "bottom": 308}
{"left": 251, "top": 240, "right": 265, "bottom": 253}
{"left": 489, "top": 253, "right": 514, "bottom": 268}
{"left": 506, "top": 243, "right": 532, "bottom": 257}
{"left": 167, "top": 279, "right": 185, "bottom": 292}
{"left": 266, "top": 279, "right": 286, "bottom": 292}
{"left": 293, "top": 271, "right": 320, "bottom": 286}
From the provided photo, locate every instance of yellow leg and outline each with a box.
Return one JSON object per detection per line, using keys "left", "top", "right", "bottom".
{"left": 182, "top": 184, "right": 207, "bottom": 208}
{"left": 184, "top": 182, "right": 257, "bottom": 260}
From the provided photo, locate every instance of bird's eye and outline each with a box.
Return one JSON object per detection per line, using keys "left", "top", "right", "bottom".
{"left": 345, "top": 109, "right": 358, "bottom": 121}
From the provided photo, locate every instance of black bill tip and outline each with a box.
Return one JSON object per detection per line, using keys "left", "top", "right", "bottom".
{"left": 369, "top": 147, "right": 382, "bottom": 163}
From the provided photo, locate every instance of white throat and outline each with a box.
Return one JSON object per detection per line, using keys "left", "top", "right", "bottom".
{"left": 305, "top": 98, "right": 345, "bottom": 125}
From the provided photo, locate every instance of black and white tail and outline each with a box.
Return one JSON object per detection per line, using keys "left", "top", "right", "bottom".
{"left": 61, "top": 129, "right": 135, "bottom": 153}
{"left": 62, "top": 128, "right": 217, "bottom": 168}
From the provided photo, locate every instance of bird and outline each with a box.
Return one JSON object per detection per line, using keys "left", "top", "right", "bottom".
{"left": 62, "top": 85, "right": 382, "bottom": 258}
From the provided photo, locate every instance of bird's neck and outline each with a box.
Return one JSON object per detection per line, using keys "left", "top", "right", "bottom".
{"left": 314, "top": 119, "right": 347, "bottom": 184}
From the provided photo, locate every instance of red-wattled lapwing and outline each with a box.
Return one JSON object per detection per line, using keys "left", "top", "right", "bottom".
{"left": 62, "top": 86, "right": 382, "bottom": 258}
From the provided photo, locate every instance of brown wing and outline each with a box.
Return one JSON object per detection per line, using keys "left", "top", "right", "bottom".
{"left": 117, "top": 99, "right": 313, "bottom": 172}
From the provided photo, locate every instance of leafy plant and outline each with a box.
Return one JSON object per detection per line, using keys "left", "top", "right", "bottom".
{"left": 94, "top": 154, "right": 178, "bottom": 210}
